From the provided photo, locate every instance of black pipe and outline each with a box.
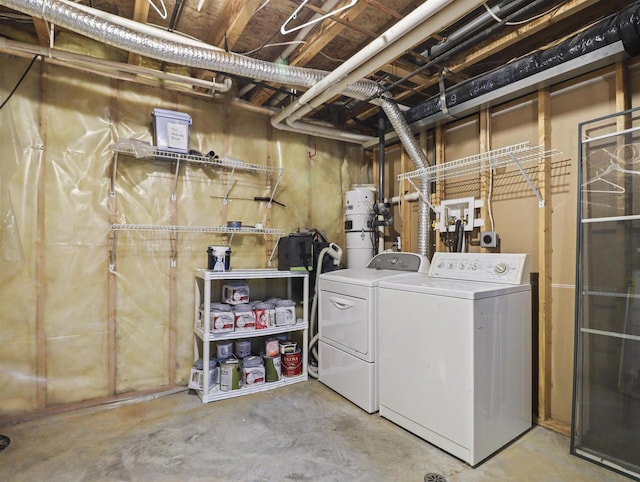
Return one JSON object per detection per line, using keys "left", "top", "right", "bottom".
{"left": 168, "top": 0, "right": 185, "bottom": 32}
{"left": 405, "top": 2, "right": 640, "bottom": 126}
{"left": 373, "top": 0, "right": 556, "bottom": 104}
{"left": 425, "top": 0, "right": 549, "bottom": 60}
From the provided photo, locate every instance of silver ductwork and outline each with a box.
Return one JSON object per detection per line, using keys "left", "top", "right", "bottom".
{"left": 0, "top": 0, "right": 433, "bottom": 255}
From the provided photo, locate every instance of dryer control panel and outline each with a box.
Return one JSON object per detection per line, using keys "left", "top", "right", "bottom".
{"left": 366, "top": 252, "right": 430, "bottom": 273}
{"left": 429, "top": 252, "right": 529, "bottom": 284}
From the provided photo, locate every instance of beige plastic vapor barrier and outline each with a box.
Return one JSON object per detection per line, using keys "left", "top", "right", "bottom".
{"left": 0, "top": 54, "right": 359, "bottom": 417}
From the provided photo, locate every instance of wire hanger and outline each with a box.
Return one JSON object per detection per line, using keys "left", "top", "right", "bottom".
{"left": 280, "top": 0, "right": 358, "bottom": 36}
{"left": 147, "top": 0, "right": 167, "bottom": 20}
{"left": 581, "top": 159, "right": 640, "bottom": 193}
{"left": 581, "top": 173, "right": 625, "bottom": 194}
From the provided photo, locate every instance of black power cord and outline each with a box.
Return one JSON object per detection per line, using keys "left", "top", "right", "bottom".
{"left": 0, "top": 55, "right": 40, "bottom": 111}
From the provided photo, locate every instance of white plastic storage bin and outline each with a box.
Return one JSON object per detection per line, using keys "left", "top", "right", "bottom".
{"left": 152, "top": 108, "right": 192, "bottom": 154}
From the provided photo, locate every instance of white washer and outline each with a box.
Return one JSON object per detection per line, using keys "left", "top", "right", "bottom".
{"left": 377, "top": 252, "right": 532, "bottom": 466}
{"left": 318, "top": 252, "right": 429, "bottom": 413}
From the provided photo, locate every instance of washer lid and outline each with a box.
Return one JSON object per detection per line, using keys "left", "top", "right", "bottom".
{"left": 319, "top": 267, "right": 415, "bottom": 287}
{"left": 378, "top": 273, "right": 530, "bottom": 300}
{"left": 319, "top": 252, "right": 430, "bottom": 287}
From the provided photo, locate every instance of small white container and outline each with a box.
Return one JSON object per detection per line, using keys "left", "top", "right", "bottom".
{"left": 275, "top": 299, "right": 296, "bottom": 326}
{"left": 222, "top": 280, "right": 250, "bottom": 305}
{"left": 210, "top": 303, "right": 234, "bottom": 333}
{"left": 254, "top": 302, "right": 275, "bottom": 329}
{"left": 216, "top": 340, "right": 233, "bottom": 359}
{"left": 242, "top": 356, "right": 265, "bottom": 386}
{"left": 234, "top": 304, "right": 256, "bottom": 331}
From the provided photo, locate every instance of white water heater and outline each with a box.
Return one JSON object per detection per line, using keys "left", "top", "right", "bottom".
{"left": 345, "top": 185, "right": 376, "bottom": 268}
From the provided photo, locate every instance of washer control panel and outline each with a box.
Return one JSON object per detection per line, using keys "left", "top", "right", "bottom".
{"left": 429, "top": 252, "right": 529, "bottom": 284}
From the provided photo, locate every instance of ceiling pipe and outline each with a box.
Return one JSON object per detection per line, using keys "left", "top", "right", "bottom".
{"left": 358, "top": 0, "right": 559, "bottom": 115}
{"left": 0, "top": 37, "right": 232, "bottom": 93}
{"left": 424, "top": 0, "right": 541, "bottom": 60}
{"left": 271, "top": 0, "right": 487, "bottom": 133}
{"left": 370, "top": 1, "right": 640, "bottom": 148}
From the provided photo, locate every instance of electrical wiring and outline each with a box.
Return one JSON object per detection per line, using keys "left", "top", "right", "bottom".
{"left": 318, "top": 50, "right": 345, "bottom": 63}
{"left": 0, "top": 55, "right": 40, "bottom": 111}
{"left": 240, "top": 41, "right": 306, "bottom": 56}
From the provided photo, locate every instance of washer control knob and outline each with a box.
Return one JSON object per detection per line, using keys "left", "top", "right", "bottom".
{"left": 391, "top": 257, "right": 398, "bottom": 264}
{"left": 495, "top": 262, "right": 508, "bottom": 274}
{"left": 459, "top": 263, "right": 465, "bottom": 270}
{"left": 470, "top": 264, "right": 477, "bottom": 271}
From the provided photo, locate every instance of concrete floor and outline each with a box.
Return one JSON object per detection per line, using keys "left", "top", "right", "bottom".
{"left": 0, "top": 379, "right": 627, "bottom": 482}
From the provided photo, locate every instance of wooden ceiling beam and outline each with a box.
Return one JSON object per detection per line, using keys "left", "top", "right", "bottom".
{"left": 362, "top": 0, "right": 403, "bottom": 20}
{"left": 303, "top": 3, "right": 377, "bottom": 40}
{"left": 32, "top": 18, "right": 50, "bottom": 47}
{"left": 207, "top": 0, "right": 264, "bottom": 50}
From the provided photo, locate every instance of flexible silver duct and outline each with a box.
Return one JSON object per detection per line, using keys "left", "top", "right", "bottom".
{"left": 0, "top": 0, "right": 431, "bottom": 255}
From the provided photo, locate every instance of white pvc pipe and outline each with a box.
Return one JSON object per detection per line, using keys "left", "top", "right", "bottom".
{"left": 0, "top": 38, "right": 232, "bottom": 92}
{"left": 386, "top": 191, "right": 421, "bottom": 205}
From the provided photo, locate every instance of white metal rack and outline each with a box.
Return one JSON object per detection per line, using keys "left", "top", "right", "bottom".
{"left": 110, "top": 143, "right": 284, "bottom": 204}
{"left": 109, "top": 224, "right": 285, "bottom": 271}
{"left": 108, "top": 142, "right": 286, "bottom": 271}
{"left": 193, "top": 268, "right": 309, "bottom": 403}
{"left": 398, "top": 142, "right": 559, "bottom": 208}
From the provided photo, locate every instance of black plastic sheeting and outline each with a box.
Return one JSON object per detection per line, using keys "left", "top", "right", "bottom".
{"left": 404, "top": 1, "right": 640, "bottom": 125}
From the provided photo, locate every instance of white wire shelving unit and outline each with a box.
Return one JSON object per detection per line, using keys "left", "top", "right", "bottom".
{"left": 110, "top": 142, "right": 284, "bottom": 204}
{"left": 108, "top": 142, "right": 287, "bottom": 272}
{"left": 109, "top": 224, "right": 285, "bottom": 271}
{"left": 397, "top": 142, "right": 560, "bottom": 208}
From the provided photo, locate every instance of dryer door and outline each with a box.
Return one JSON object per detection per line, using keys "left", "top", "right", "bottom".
{"left": 318, "top": 279, "right": 373, "bottom": 362}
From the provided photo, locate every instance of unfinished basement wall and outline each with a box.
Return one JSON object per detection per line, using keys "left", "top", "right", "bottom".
{"left": 387, "top": 59, "right": 639, "bottom": 429}
{"left": 0, "top": 53, "right": 364, "bottom": 418}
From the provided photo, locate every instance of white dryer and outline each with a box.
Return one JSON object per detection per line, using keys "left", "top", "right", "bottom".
{"left": 377, "top": 252, "right": 532, "bottom": 466}
{"left": 318, "top": 252, "right": 429, "bottom": 413}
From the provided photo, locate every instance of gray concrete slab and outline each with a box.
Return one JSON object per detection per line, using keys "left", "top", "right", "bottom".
{"left": 0, "top": 380, "right": 627, "bottom": 481}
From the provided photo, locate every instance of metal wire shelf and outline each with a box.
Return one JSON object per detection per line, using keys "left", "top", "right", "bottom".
{"left": 110, "top": 142, "right": 284, "bottom": 204}
{"left": 397, "top": 142, "right": 560, "bottom": 207}
{"left": 111, "top": 224, "right": 284, "bottom": 235}
{"left": 111, "top": 144, "right": 283, "bottom": 175}
{"left": 109, "top": 224, "right": 284, "bottom": 271}
{"left": 398, "top": 142, "right": 558, "bottom": 182}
